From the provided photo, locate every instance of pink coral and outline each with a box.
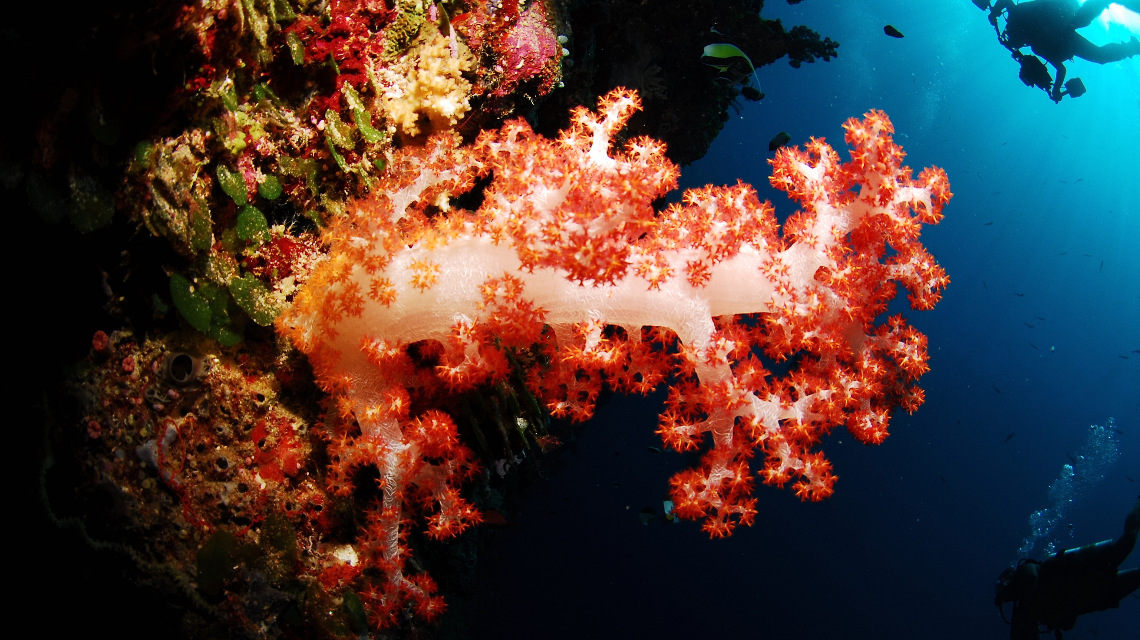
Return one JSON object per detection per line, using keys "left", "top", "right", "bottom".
{"left": 492, "top": 0, "right": 562, "bottom": 96}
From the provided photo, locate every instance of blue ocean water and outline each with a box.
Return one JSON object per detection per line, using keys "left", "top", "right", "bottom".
{"left": 467, "top": 2, "right": 1140, "bottom": 638}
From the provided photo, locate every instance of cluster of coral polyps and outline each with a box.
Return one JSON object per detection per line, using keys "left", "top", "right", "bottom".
{"left": 278, "top": 88, "right": 950, "bottom": 623}
{"left": 69, "top": 329, "right": 342, "bottom": 626}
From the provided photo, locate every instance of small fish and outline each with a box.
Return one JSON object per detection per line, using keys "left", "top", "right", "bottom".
{"left": 1036, "top": 316, "right": 1046, "bottom": 321}
{"left": 883, "top": 25, "right": 905, "bottom": 38}
{"left": 984, "top": 221, "right": 994, "bottom": 226}
{"left": 983, "top": 280, "right": 988, "bottom": 290}
{"left": 536, "top": 435, "right": 561, "bottom": 452}
{"left": 1015, "top": 292, "right": 1026, "bottom": 297}
{"left": 1025, "top": 323, "right": 1034, "bottom": 328}
{"left": 1003, "top": 432, "right": 1016, "bottom": 443}
{"left": 768, "top": 131, "right": 792, "bottom": 152}
{"left": 702, "top": 43, "right": 762, "bottom": 96}
{"left": 639, "top": 506, "right": 656, "bottom": 525}
{"left": 740, "top": 86, "right": 764, "bottom": 101}
{"left": 646, "top": 446, "right": 663, "bottom": 453}
{"left": 1029, "top": 342, "right": 1038, "bottom": 350}
{"left": 1119, "top": 355, "right": 1129, "bottom": 360}
{"left": 993, "top": 384, "right": 1002, "bottom": 394}
{"left": 481, "top": 509, "right": 514, "bottom": 528}
{"left": 1099, "top": 260, "right": 1104, "bottom": 273}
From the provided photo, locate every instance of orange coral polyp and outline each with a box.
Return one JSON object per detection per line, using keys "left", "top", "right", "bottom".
{"left": 277, "top": 89, "right": 949, "bottom": 623}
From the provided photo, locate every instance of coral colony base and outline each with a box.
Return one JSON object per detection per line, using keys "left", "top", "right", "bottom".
{"left": 277, "top": 88, "right": 951, "bottom": 625}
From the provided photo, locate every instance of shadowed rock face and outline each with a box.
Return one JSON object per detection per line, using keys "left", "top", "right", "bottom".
{"left": 528, "top": 0, "right": 839, "bottom": 166}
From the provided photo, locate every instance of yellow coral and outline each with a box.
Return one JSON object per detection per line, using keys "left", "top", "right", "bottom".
{"left": 372, "top": 24, "right": 474, "bottom": 138}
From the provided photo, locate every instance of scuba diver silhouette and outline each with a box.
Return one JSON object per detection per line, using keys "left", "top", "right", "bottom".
{"left": 995, "top": 495, "right": 1140, "bottom": 639}
{"left": 973, "top": 0, "right": 1140, "bottom": 101}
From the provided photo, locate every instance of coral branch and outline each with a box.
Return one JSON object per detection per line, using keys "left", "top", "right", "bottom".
{"left": 278, "top": 89, "right": 949, "bottom": 624}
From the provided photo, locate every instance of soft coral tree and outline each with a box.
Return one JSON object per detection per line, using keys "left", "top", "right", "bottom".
{"left": 278, "top": 89, "right": 950, "bottom": 626}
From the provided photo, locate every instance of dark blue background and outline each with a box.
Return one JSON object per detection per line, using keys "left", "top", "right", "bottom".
{"left": 466, "top": 2, "right": 1140, "bottom": 638}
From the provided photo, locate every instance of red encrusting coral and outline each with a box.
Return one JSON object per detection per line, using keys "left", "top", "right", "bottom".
{"left": 278, "top": 89, "right": 950, "bottom": 621}
{"left": 487, "top": 0, "right": 562, "bottom": 97}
